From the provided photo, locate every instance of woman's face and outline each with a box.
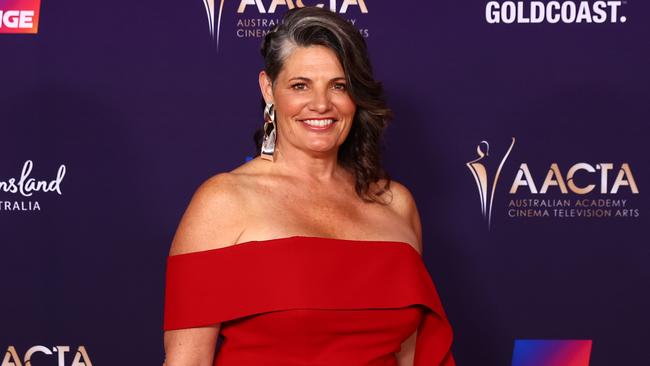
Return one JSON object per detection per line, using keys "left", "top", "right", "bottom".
{"left": 260, "top": 45, "right": 356, "bottom": 156}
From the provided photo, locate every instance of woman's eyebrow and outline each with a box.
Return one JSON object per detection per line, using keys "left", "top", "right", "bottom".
{"left": 288, "top": 76, "right": 311, "bottom": 82}
{"left": 288, "top": 76, "right": 346, "bottom": 82}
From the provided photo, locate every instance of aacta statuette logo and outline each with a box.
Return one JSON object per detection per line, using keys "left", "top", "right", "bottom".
{"left": 1, "top": 345, "right": 92, "bottom": 366}
{"left": 0, "top": 0, "right": 41, "bottom": 34}
{"left": 201, "top": 0, "right": 369, "bottom": 50}
{"left": 466, "top": 137, "right": 516, "bottom": 230}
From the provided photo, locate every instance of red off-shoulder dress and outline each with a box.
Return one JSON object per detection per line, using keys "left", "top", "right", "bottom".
{"left": 163, "top": 236, "right": 454, "bottom": 366}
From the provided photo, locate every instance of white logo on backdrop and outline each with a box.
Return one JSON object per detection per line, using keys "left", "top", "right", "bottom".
{"left": 0, "top": 160, "right": 66, "bottom": 212}
{"left": 485, "top": 1, "right": 627, "bottom": 24}
{"left": 201, "top": 0, "right": 370, "bottom": 50}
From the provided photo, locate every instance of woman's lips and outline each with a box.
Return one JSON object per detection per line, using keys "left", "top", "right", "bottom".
{"left": 299, "top": 118, "right": 337, "bottom": 131}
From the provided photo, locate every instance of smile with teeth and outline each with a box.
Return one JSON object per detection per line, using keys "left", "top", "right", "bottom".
{"left": 301, "top": 118, "right": 336, "bottom": 127}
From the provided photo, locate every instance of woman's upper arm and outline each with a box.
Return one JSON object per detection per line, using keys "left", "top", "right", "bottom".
{"left": 163, "top": 326, "right": 221, "bottom": 366}
{"left": 388, "top": 180, "right": 423, "bottom": 254}
{"left": 395, "top": 329, "right": 417, "bottom": 366}
{"left": 391, "top": 182, "right": 422, "bottom": 366}
{"left": 164, "top": 173, "right": 245, "bottom": 365}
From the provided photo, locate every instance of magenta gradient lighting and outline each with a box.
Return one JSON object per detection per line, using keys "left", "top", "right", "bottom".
{"left": 0, "top": 0, "right": 41, "bottom": 34}
{"left": 511, "top": 340, "right": 592, "bottom": 366}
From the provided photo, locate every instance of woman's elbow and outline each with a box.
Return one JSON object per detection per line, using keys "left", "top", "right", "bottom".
{"left": 163, "top": 356, "right": 214, "bottom": 366}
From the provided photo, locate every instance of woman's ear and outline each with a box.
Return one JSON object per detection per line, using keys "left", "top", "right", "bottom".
{"left": 258, "top": 71, "right": 274, "bottom": 104}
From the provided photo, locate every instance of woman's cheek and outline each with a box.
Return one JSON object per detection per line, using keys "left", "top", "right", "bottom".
{"left": 284, "top": 94, "right": 310, "bottom": 112}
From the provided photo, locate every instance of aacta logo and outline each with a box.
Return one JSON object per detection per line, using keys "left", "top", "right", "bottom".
{"left": 1, "top": 346, "right": 92, "bottom": 366}
{"left": 202, "top": 1, "right": 368, "bottom": 49}
{"left": 0, "top": 0, "right": 41, "bottom": 34}
{"left": 509, "top": 162, "right": 638, "bottom": 195}
{"left": 467, "top": 138, "right": 640, "bottom": 228}
{"left": 236, "top": 0, "right": 368, "bottom": 13}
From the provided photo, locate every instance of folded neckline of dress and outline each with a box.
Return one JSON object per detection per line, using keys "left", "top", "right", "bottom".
{"left": 168, "top": 235, "right": 419, "bottom": 257}
{"left": 163, "top": 234, "right": 455, "bottom": 364}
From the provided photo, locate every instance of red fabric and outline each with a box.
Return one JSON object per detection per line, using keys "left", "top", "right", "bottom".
{"left": 163, "top": 236, "right": 455, "bottom": 366}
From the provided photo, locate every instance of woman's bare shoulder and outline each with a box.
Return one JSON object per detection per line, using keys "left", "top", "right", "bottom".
{"left": 168, "top": 172, "right": 249, "bottom": 256}
{"left": 385, "top": 179, "right": 414, "bottom": 208}
{"left": 371, "top": 179, "right": 417, "bottom": 214}
{"left": 378, "top": 179, "right": 423, "bottom": 253}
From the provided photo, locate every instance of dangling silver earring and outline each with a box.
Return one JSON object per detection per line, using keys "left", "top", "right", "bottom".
{"left": 261, "top": 103, "right": 277, "bottom": 161}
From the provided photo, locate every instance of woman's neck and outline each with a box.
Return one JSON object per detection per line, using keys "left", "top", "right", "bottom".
{"left": 269, "top": 143, "right": 343, "bottom": 183}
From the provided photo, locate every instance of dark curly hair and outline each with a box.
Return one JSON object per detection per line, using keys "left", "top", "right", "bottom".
{"left": 254, "top": 7, "right": 393, "bottom": 203}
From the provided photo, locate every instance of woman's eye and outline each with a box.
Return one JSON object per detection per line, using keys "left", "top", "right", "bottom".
{"left": 333, "top": 83, "right": 347, "bottom": 91}
{"left": 291, "top": 83, "right": 307, "bottom": 90}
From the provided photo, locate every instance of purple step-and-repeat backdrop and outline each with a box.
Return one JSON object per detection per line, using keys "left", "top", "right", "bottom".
{"left": 1, "top": 1, "right": 648, "bottom": 365}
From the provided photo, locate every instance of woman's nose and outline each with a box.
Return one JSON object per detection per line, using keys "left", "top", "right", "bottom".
{"left": 308, "top": 88, "right": 332, "bottom": 113}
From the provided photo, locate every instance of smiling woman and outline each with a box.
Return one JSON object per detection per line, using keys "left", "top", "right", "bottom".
{"left": 258, "top": 46, "right": 357, "bottom": 161}
{"left": 162, "top": 6, "right": 454, "bottom": 366}
{"left": 255, "top": 7, "right": 393, "bottom": 202}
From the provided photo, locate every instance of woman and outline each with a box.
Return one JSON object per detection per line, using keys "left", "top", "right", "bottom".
{"left": 163, "top": 7, "right": 454, "bottom": 366}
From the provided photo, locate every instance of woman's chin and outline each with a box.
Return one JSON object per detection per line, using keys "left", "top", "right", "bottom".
{"left": 302, "top": 142, "right": 339, "bottom": 155}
